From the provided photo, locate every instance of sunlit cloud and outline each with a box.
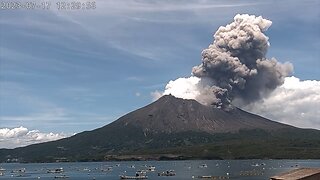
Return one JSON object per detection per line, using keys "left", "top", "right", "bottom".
{"left": 242, "top": 76, "right": 320, "bottom": 129}
{"left": 0, "top": 126, "right": 72, "bottom": 149}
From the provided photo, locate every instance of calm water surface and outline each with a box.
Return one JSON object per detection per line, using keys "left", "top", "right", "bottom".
{"left": 0, "top": 160, "right": 319, "bottom": 179}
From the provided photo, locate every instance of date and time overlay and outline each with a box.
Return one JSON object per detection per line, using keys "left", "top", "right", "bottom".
{"left": 1, "top": 1, "right": 96, "bottom": 10}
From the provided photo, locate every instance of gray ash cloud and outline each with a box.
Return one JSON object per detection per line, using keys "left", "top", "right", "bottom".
{"left": 191, "top": 14, "right": 293, "bottom": 107}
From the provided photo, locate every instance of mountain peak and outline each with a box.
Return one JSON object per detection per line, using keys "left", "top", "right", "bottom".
{"left": 112, "top": 95, "right": 292, "bottom": 134}
{"left": 158, "top": 94, "right": 236, "bottom": 111}
{"left": 155, "top": 94, "right": 198, "bottom": 106}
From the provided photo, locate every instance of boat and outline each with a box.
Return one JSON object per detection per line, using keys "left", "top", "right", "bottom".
{"left": 120, "top": 175, "right": 148, "bottom": 179}
{"left": 54, "top": 175, "right": 69, "bottom": 179}
{"left": 83, "top": 168, "right": 91, "bottom": 172}
{"left": 199, "top": 164, "right": 208, "bottom": 168}
{"left": 47, "top": 167, "right": 64, "bottom": 173}
{"left": 101, "top": 167, "right": 113, "bottom": 172}
{"left": 120, "top": 170, "right": 148, "bottom": 179}
{"left": 197, "top": 175, "right": 229, "bottom": 179}
{"left": 0, "top": 168, "right": 5, "bottom": 176}
{"left": 198, "top": 175, "right": 213, "bottom": 178}
{"left": 158, "top": 170, "right": 176, "bottom": 176}
{"left": 251, "top": 163, "right": 260, "bottom": 167}
{"left": 147, "top": 166, "right": 155, "bottom": 172}
{"left": 11, "top": 168, "right": 26, "bottom": 173}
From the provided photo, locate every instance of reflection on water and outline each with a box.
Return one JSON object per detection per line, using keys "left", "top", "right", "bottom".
{"left": 0, "top": 159, "right": 319, "bottom": 179}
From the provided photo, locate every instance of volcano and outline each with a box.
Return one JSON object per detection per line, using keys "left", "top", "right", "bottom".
{"left": 111, "top": 94, "right": 292, "bottom": 134}
{"left": 1, "top": 95, "right": 319, "bottom": 162}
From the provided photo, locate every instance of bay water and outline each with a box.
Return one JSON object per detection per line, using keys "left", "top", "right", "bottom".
{"left": 0, "top": 160, "right": 319, "bottom": 179}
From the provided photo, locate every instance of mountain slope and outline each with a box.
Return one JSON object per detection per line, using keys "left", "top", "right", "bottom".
{"left": 1, "top": 95, "right": 319, "bottom": 162}
{"left": 110, "top": 95, "right": 293, "bottom": 134}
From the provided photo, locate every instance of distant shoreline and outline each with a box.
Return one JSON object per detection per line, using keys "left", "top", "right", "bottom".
{"left": 3, "top": 156, "right": 320, "bottom": 164}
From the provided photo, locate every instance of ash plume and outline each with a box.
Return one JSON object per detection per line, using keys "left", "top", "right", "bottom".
{"left": 156, "top": 14, "right": 293, "bottom": 108}
{"left": 192, "top": 14, "right": 293, "bottom": 107}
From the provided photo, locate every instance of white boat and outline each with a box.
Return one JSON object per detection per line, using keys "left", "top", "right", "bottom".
{"left": 158, "top": 170, "right": 176, "bottom": 176}
{"left": 11, "top": 168, "right": 26, "bottom": 173}
{"left": 198, "top": 175, "right": 213, "bottom": 178}
{"left": 101, "top": 167, "right": 113, "bottom": 172}
{"left": 0, "top": 168, "right": 5, "bottom": 176}
{"left": 197, "top": 175, "right": 229, "bottom": 179}
{"left": 83, "top": 168, "right": 90, "bottom": 171}
{"left": 147, "top": 166, "right": 155, "bottom": 171}
{"left": 120, "top": 175, "right": 148, "bottom": 179}
{"left": 199, "top": 164, "right": 208, "bottom": 168}
{"left": 47, "top": 167, "right": 64, "bottom": 173}
{"left": 120, "top": 170, "right": 148, "bottom": 179}
{"left": 54, "top": 175, "right": 69, "bottom": 179}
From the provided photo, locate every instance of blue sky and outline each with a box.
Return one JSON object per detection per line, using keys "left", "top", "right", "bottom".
{"left": 0, "top": 0, "right": 319, "bottom": 139}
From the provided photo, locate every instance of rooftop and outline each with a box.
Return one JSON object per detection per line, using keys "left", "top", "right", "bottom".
{"left": 270, "top": 168, "right": 320, "bottom": 180}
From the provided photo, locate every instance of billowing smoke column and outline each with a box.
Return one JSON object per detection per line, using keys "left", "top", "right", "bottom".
{"left": 161, "top": 14, "right": 293, "bottom": 108}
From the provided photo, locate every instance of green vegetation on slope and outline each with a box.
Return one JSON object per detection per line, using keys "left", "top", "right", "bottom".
{"left": 1, "top": 128, "right": 319, "bottom": 162}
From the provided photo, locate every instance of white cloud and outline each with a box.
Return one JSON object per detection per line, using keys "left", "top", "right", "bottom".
{"left": 0, "top": 126, "right": 71, "bottom": 149}
{"left": 151, "top": 77, "right": 201, "bottom": 101}
{"left": 242, "top": 76, "right": 320, "bottom": 129}
{"left": 159, "top": 76, "right": 200, "bottom": 100}
{"left": 0, "top": 126, "right": 28, "bottom": 138}
{"left": 151, "top": 76, "right": 224, "bottom": 106}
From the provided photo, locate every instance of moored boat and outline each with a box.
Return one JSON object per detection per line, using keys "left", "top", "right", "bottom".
{"left": 158, "top": 170, "right": 176, "bottom": 176}
{"left": 147, "top": 166, "right": 155, "bottom": 172}
{"left": 54, "top": 175, "right": 69, "bottom": 179}
{"left": 199, "top": 164, "right": 208, "bottom": 168}
{"left": 120, "top": 170, "right": 148, "bottom": 179}
{"left": 120, "top": 175, "right": 148, "bottom": 179}
{"left": 47, "top": 167, "right": 64, "bottom": 173}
